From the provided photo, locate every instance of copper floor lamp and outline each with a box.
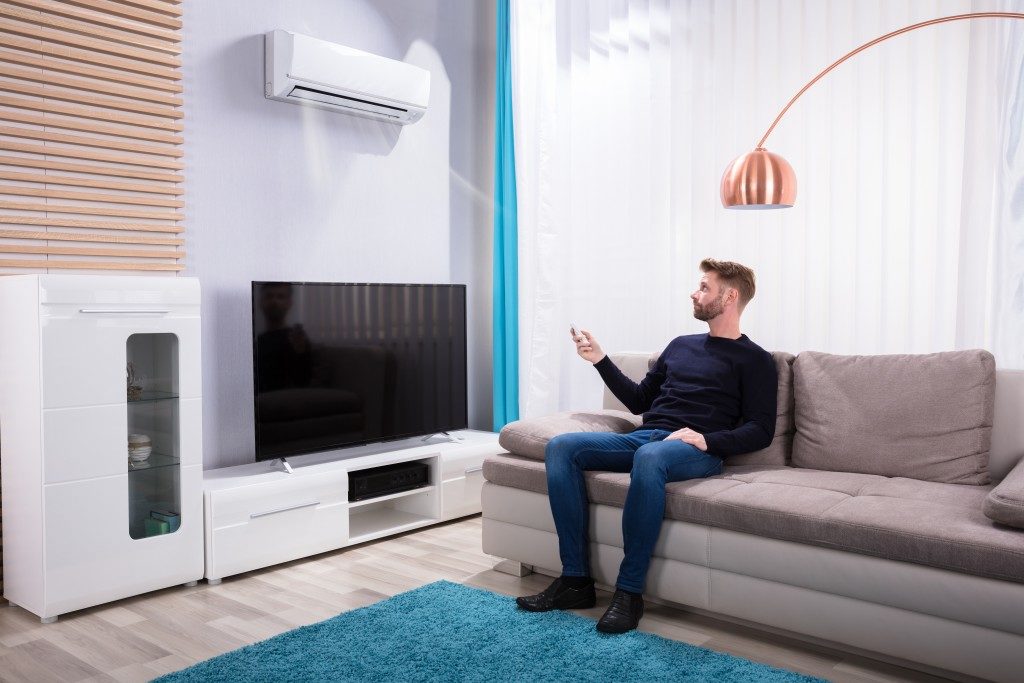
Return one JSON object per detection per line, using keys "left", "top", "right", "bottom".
{"left": 720, "top": 12, "right": 1024, "bottom": 209}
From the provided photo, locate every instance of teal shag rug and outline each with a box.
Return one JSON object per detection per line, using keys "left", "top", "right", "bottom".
{"left": 154, "top": 580, "right": 826, "bottom": 682}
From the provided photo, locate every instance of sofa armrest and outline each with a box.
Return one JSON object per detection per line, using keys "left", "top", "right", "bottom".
{"left": 984, "top": 456, "right": 1024, "bottom": 528}
{"left": 498, "top": 410, "right": 642, "bottom": 461}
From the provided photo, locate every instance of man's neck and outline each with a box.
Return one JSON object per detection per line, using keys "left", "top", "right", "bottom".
{"left": 706, "top": 318, "right": 742, "bottom": 340}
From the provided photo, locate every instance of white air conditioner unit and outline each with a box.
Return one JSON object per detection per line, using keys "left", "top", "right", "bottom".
{"left": 264, "top": 30, "right": 430, "bottom": 125}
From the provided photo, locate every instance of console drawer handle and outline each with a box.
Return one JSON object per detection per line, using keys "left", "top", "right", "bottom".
{"left": 465, "top": 465, "right": 483, "bottom": 474}
{"left": 79, "top": 308, "right": 172, "bottom": 315}
{"left": 250, "top": 500, "right": 320, "bottom": 519}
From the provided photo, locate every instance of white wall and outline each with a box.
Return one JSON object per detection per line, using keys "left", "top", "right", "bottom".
{"left": 182, "top": 1, "right": 495, "bottom": 469}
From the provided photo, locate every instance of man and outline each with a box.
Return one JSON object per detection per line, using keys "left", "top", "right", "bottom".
{"left": 516, "top": 259, "right": 778, "bottom": 633}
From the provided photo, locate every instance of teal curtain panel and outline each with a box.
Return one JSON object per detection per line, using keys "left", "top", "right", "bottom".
{"left": 493, "top": 0, "right": 519, "bottom": 431}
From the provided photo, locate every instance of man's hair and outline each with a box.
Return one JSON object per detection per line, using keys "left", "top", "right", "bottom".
{"left": 700, "top": 258, "right": 756, "bottom": 309}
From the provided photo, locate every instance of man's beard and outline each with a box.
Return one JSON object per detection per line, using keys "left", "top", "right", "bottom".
{"left": 692, "top": 293, "right": 725, "bottom": 321}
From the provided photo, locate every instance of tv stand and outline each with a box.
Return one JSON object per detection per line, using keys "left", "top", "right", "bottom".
{"left": 421, "top": 431, "right": 464, "bottom": 443}
{"left": 202, "top": 430, "right": 503, "bottom": 583}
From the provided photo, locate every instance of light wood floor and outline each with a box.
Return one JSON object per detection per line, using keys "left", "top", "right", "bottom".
{"left": 0, "top": 515, "right": 953, "bottom": 683}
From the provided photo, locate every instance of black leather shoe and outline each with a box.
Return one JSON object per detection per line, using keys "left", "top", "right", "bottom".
{"left": 516, "top": 577, "right": 596, "bottom": 612}
{"left": 596, "top": 589, "right": 644, "bottom": 633}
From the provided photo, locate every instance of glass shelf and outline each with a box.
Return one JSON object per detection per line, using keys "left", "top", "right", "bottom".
{"left": 127, "top": 332, "right": 181, "bottom": 540}
{"left": 128, "top": 451, "right": 180, "bottom": 473}
{"left": 128, "top": 390, "right": 179, "bottom": 403}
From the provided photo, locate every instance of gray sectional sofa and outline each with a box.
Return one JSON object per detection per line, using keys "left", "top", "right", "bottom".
{"left": 481, "top": 349, "right": 1024, "bottom": 682}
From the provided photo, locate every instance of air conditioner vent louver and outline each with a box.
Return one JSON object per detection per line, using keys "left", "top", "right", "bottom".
{"left": 265, "top": 30, "right": 429, "bottom": 125}
{"left": 287, "top": 86, "right": 407, "bottom": 120}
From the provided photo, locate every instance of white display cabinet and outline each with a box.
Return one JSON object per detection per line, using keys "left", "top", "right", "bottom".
{"left": 0, "top": 275, "right": 203, "bottom": 622}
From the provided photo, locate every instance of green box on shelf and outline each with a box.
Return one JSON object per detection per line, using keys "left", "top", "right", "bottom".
{"left": 145, "top": 517, "right": 170, "bottom": 536}
{"left": 150, "top": 509, "right": 180, "bottom": 533}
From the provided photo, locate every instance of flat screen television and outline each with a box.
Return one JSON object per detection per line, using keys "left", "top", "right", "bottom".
{"left": 252, "top": 282, "right": 467, "bottom": 461}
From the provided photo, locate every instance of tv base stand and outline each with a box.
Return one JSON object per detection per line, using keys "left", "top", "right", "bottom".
{"left": 271, "top": 457, "right": 294, "bottom": 474}
{"left": 421, "top": 431, "right": 464, "bottom": 443}
{"left": 202, "top": 430, "right": 503, "bottom": 582}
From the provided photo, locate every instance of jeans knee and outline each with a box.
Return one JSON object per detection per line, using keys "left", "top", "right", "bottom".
{"left": 631, "top": 445, "right": 668, "bottom": 480}
{"left": 546, "top": 433, "right": 571, "bottom": 452}
{"left": 545, "top": 434, "right": 579, "bottom": 476}
{"left": 545, "top": 434, "right": 571, "bottom": 462}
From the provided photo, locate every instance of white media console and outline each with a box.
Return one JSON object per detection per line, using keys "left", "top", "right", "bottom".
{"left": 202, "top": 429, "right": 502, "bottom": 583}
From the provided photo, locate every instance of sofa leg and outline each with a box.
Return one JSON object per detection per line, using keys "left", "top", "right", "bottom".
{"left": 494, "top": 559, "right": 533, "bottom": 577}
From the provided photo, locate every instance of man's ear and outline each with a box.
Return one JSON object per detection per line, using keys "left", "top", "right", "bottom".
{"left": 726, "top": 287, "right": 740, "bottom": 307}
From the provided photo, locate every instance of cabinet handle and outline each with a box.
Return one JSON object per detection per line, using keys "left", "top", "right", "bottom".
{"left": 250, "top": 500, "right": 320, "bottom": 519}
{"left": 465, "top": 465, "right": 483, "bottom": 474}
{"left": 79, "top": 308, "right": 172, "bottom": 314}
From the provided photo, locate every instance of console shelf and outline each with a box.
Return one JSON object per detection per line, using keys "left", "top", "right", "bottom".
{"left": 348, "top": 484, "right": 437, "bottom": 509}
{"left": 202, "top": 430, "right": 503, "bottom": 582}
{"left": 349, "top": 507, "right": 436, "bottom": 544}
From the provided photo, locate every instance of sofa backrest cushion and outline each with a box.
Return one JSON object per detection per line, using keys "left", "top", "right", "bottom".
{"left": 603, "top": 350, "right": 795, "bottom": 466}
{"left": 792, "top": 350, "right": 996, "bottom": 484}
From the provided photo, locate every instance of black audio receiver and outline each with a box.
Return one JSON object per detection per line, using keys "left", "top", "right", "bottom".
{"left": 348, "top": 461, "right": 430, "bottom": 502}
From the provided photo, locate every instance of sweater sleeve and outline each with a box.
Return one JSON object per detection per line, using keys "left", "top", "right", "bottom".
{"left": 593, "top": 353, "right": 666, "bottom": 415}
{"left": 703, "top": 352, "right": 778, "bottom": 457}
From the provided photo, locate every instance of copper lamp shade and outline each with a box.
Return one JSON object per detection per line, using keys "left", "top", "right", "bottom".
{"left": 719, "top": 12, "right": 1024, "bottom": 210}
{"left": 720, "top": 148, "right": 796, "bottom": 209}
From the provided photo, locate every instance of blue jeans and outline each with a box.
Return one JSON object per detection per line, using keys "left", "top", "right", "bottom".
{"left": 545, "top": 429, "right": 724, "bottom": 594}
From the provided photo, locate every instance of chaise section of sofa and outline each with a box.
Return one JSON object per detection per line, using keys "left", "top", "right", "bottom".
{"left": 481, "top": 349, "right": 1024, "bottom": 682}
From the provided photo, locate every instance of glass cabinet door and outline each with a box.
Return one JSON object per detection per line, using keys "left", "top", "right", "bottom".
{"left": 126, "top": 333, "right": 181, "bottom": 540}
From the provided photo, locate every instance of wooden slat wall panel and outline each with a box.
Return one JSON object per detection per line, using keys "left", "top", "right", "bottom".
{"left": 0, "top": 49, "right": 183, "bottom": 93}
{"left": 0, "top": 110, "right": 184, "bottom": 142}
{"left": 0, "top": 32, "right": 180, "bottom": 79}
{"left": 0, "top": 64, "right": 184, "bottom": 105}
{"left": 0, "top": 1, "right": 185, "bottom": 597}
{"left": 0, "top": 0, "right": 184, "bottom": 274}
{"left": 5, "top": 0, "right": 180, "bottom": 41}
{"left": 0, "top": 126, "right": 184, "bottom": 156}
{"left": 58, "top": 0, "right": 182, "bottom": 30}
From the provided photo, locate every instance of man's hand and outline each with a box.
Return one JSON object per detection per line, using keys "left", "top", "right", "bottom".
{"left": 572, "top": 328, "right": 606, "bottom": 364}
{"left": 666, "top": 427, "right": 707, "bottom": 451}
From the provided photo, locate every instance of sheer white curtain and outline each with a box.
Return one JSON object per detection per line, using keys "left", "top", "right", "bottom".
{"left": 512, "top": 0, "right": 1024, "bottom": 418}
{"left": 958, "top": 0, "right": 1024, "bottom": 369}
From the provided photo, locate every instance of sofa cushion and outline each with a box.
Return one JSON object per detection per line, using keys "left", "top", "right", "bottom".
{"left": 985, "top": 458, "right": 1024, "bottom": 529}
{"left": 792, "top": 350, "right": 995, "bottom": 485}
{"left": 497, "top": 410, "right": 642, "bottom": 461}
{"left": 482, "top": 455, "right": 1024, "bottom": 582}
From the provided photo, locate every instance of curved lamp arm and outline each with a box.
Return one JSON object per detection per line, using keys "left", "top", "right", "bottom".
{"left": 722, "top": 12, "right": 1024, "bottom": 209}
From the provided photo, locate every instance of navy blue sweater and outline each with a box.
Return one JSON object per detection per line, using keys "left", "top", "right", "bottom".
{"left": 594, "top": 334, "right": 778, "bottom": 457}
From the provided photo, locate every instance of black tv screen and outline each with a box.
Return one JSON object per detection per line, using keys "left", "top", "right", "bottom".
{"left": 252, "top": 282, "right": 467, "bottom": 460}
